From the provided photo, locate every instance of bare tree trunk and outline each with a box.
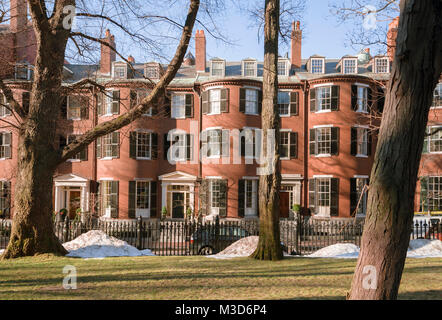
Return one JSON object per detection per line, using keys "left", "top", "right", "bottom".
{"left": 251, "top": 0, "right": 283, "bottom": 261}
{"left": 349, "top": 0, "right": 441, "bottom": 299}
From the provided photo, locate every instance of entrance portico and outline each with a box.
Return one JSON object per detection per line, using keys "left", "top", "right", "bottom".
{"left": 54, "top": 174, "right": 90, "bottom": 218}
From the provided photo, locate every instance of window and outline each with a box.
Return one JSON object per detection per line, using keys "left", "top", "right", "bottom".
{"left": 420, "top": 176, "right": 442, "bottom": 212}
{"left": 350, "top": 178, "right": 369, "bottom": 216}
{"left": 238, "top": 179, "right": 258, "bottom": 217}
{"left": 170, "top": 133, "right": 186, "bottom": 162}
{"left": 279, "top": 131, "right": 297, "bottom": 160}
{"left": 211, "top": 60, "right": 225, "bottom": 77}
{"left": 310, "top": 86, "right": 340, "bottom": 112}
{"left": 67, "top": 96, "right": 87, "bottom": 120}
{"left": 113, "top": 65, "right": 127, "bottom": 79}
{"left": 202, "top": 89, "right": 229, "bottom": 115}
{"left": 98, "top": 90, "right": 120, "bottom": 116}
{"left": 145, "top": 65, "right": 160, "bottom": 79}
{"left": 67, "top": 135, "right": 87, "bottom": 161}
{"left": 309, "top": 178, "right": 339, "bottom": 217}
{"left": 0, "top": 132, "right": 12, "bottom": 159}
{"left": 129, "top": 180, "right": 157, "bottom": 218}
{"left": 207, "top": 129, "right": 221, "bottom": 157}
{"left": 0, "top": 93, "right": 11, "bottom": 117}
{"left": 343, "top": 59, "right": 357, "bottom": 74}
{"left": 171, "top": 93, "right": 194, "bottom": 119}
{"left": 208, "top": 179, "right": 227, "bottom": 216}
{"left": 135, "top": 90, "right": 152, "bottom": 116}
{"left": 100, "top": 180, "right": 119, "bottom": 218}
{"left": 433, "top": 83, "right": 442, "bottom": 108}
{"left": 311, "top": 58, "right": 324, "bottom": 74}
{"left": 243, "top": 60, "right": 257, "bottom": 77}
{"left": 351, "top": 127, "right": 371, "bottom": 156}
{"left": 278, "top": 59, "right": 289, "bottom": 76}
{"left": 211, "top": 180, "right": 221, "bottom": 208}
{"left": 0, "top": 181, "right": 11, "bottom": 218}
{"left": 278, "top": 92, "right": 290, "bottom": 116}
{"left": 245, "top": 89, "right": 258, "bottom": 114}
{"left": 164, "top": 133, "right": 193, "bottom": 162}
{"left": 97, "top": 132, "right": 119, "bottom": 159}
{"left": 352, "top": 86, "right": 369, "bottom": 112}
{"left": 375, "top": 58, "right": 389, "bottom": 73}
{"left": 136, "top": 132, "right": 152, "bottom": 159}
{"left": 310, "top": 127, "right": 339, "bottom": 156}
{"left": 424, "top": 126, "right": 442, "bottom": 153}
{"left": 15, "top": 64, "right": 32, "bottom": 80}
{"left": 136, "top": 181, "right": 150, "bottom": 210}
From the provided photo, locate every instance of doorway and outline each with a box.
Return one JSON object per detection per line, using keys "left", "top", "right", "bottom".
{"left": 172, "top": 192, "right": 185, "bottom": 219}
{"left": 68, "top": 190, "right": 81, "bottom": 219}
{"left": 280, "top": 192, "right": 290, "bottom": 218}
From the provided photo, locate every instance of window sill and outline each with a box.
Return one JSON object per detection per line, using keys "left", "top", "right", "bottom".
{"left": 280, "top": 114, "right": 291, "bottom": 118}
{"left": 245, "top": 112, "right": 259, "bottom": 116}
{"left": 356, "top": 154, "right": 369, "bottom": 158}
{"left": 430, "top": 106, "right": 442, "bottom": 110}
{"left": 355, "top": 110, "right": 369, "bottom": 114}
{"left": 66, "top": 159, "right": 81, "bottom": 163}
{"left": 428, "top": 151, "right": 442, "bottom": 155}
{"left": 315, "top": 110, "right": 332, "bottom": 114}
{"left": 99, "top": 157, "right": 116, "bottom": 161}
{"left": 136, "top": 157, "right": 152, "bottom": 161}
{"left": 205, "top": 156, "right": 221, "bottom": 159}
{"left": 315, "top": 154, "right": 332, "bottom": 158}
{"left": 280, "top": 157, "right": 290, "bottom": 161}
{"left": 207, "top": 113, "right": 222, "bottom": 116}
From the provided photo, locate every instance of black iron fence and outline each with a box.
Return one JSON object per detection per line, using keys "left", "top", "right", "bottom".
{"left": 0, "top": 218, "right": 440, "bottom": 256}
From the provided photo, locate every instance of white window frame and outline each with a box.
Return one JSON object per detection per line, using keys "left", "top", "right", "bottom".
{"left": 205, "top": 129, "right": 222, "bottom": 158}
{"left": 278, "top": 59, "right": 290, "bottom": 76}
{"left": 210, "top": 60, "right": 226, "bottom": 77}
{"left": 343, "top": 58, "right": 358, "bottom": 74}
{"left": 67, "top": 96, "right": 85, "bottom": 120}
{"left": 310, "top": 58, "right": 325, "bottom": 74}
{"left": 208, "top": 89, "right": 222, "bottom": 115}
{"left": 171, "top": 93, "right": 186, "bottom": 119}
{"left": 14, "top": 64, "right": 32, "bottom": 80}
{"left": 356, "top": 127, "right": 369, "bottom": 157}
{"left": 136, "top": 90, "right": 152, "bottom": 116}
{"left": 244, "top": 179, "right": 258, "bottom": 216}
{"left": 316, "top": 178, "right": 331, "bottom": 216}
{"left": 242, "top": 60, "right": 257, "bottom": 77}
{"left": 245, "top": 89, "right": 259, "bottom": 115}
{"left": 428, "top": 126, "right": 442, "bottom": 154}
{"left": 169, "top": 132, "right": 188, "bottom": 162}
{"left": 432, "top": 83, "right": 442, "bottom": 109}
{"left": 100, "top": 180, "right": 118, "bottom": 217}
{"left": 135, "top": 131, "right": 152, "bottom": 160}
{"left": 145, "top": 64, "right": 160, "bottom": 79}
{"left": 427, "top": 176, "right": 442, "bottom": 212}
{"left": 104, "top": 89, "right": 115, "bottom": 116}
{"left": 278, "top": 91, "right": 290, "bottom": 117}
{"left": 0, "top": 132, "right": 11, "bottom": 160}
{"left": 136, "top": 180, "right": 150, "bottom": 218}
{"left": 317, "top": 86, "right": 332, "bottom": 112}
{"left": 356, "top": 85, "right": 369, "bottom": 113}
{"left": 0, "top": 93, "right": 11, "bottom": 118}
{"left": 112, "top": 63, "right": 127, "bottom": 79}
{"left": 280, "top": 130, "right": 291, "bottom": 160}
{"left": 0, "top": 180, "right": 10, "bottom": 217}
{"left": 354, "top": 177, "right": 369, "bottom": 216}
{"left": 315, "top": 127, "right": 332, "bottom": 157}
{"left": 374, "top": 57, "right": 390, "bottom": 74}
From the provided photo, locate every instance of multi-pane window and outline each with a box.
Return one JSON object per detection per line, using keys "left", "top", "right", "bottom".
{"left": 100, "top": 180, "right": 119, "bottom": 217}
{"left": 136, "top": 132, "right": 152, "bottom": 159}
{"left": 351, "top": 178, "right": 369, "bottom": 216}
{"left": 311, "top": 86, "right": 340, "bottom": 112}
{"left": 99, "top": 90, "right": 120, "bottom": 116}
{"left": 309, "top": 178, "right": 339, "bottom": 217}
{"left": 243, "top": 61, "right": 257, "bottom": 77}
{"left": 356, "top": 86, "right": 368, "bottom": 112}
{"left": 429, "top": 127, "right": 442, "bottom": 153}
{"left": 0, "top": 132, "right": 12, "bottom": 159}
{"left": 317, "top": 178, "right": 330, "bottom": 209}
{"left": 136, "top": 181, "right": 150, "bottom": 210}
{"left": 97, "top": 132, "right": 119, "bottom": 159}
{"left": 206, "top": 129, "right": 222, "bottom": 158}
{"left": 311, "top": 59, "right": 324, "bottom": 74}
{"left": 278, "top": 60, "right": 288, "bottom": 76}
{"left": 317, "top": 86, "right": 331, "bottom": 111}
{"left": 310, "top": 127, "right": 339, "bottom": 156}
{"left": 211, "top": 61, "right": 225, "bottom": 77}
{"left": 145, "top": 65, "right": 159, "bottom": 79}
{"left": 278, "top": 91, "right": 290, "bottom": 116}
{"left": 172, "top": 94, "right": 186, "bottom": 119}
{"left": 209, "top": 90, "right": 221, "bottom": 114}
{"left": 211, "top": 180, "right": 222, "bottom": 208}
{"left": 245, "top": 89, "right": 258, "bottom": 114}
{"left": 279, "top": 131, "right": 297, "bottom": 159}
{"left": 170, "top": 133, "right": 187, "bottom": 161}
{"left": 15, "top": 64, "right": 32, "bottom": 80}
{"left": 202, "top": 89, "right": 228, "bottom": 115}
{"left": 433, "top": 83, "right": 442, "bottom": 108}
{"left": 136, "top": 90, "right": 152, "bottom": 116}
{"left": 343, "top": 59, "right": 357, "bottom": 74}
{"left": 245, "top": 180, "right": 254, "bottom": 209}
{"left": 0, "top": 93, "right": 11, "bottom": 117}
{"left": 0, "top": 181, "right": 11, "bottom": 218}
{"left": 421, "top": 177, "right": 442, "bottom": 212}
{"left": 113, "top": 65, "right": 126, "bottom": 79}
{"left": 67, "top": 96, "right": 87, "bottom": 120}
{"left": 351, "top": 127, "right": 369, "bottom": 156}
{"left": 67, "top": 135, "right": 87, "bottom": 161}
{"left": 375, "top": 58, "right": 389, "bottom": 73}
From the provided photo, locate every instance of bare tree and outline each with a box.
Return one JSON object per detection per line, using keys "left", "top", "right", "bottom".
{"left": 0, "top": 0, "right": 202, "bottom": 259}
{"left": 333, "top": 0, "right": 441, "bottom": 299}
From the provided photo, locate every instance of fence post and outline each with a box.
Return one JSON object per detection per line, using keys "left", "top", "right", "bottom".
{"left": 137, "top": 216, "right": 143, "bottom": 250}
{"left": 64, "top": 217, "right": 70, "bottom": 243}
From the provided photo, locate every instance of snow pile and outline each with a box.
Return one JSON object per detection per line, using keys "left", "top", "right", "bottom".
{"left": 407, "top": 239, "right": 442, "bottom": 258}
{"left": 306, "top": 243, "right": 360, "bottom": 259}
{"left": 0, "top": 249, "right": 4, "bottom": 255}
{"left": 63, "top": 230, "right": 155, "bottom": 259}
{"left": 208, "top": 236, "right": 259, "bottom": 259}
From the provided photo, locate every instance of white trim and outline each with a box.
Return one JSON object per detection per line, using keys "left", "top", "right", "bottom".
{"left": 313, "top": 124, "right": 334, "bottom": 129}
{"left": 315, "top": 110, "right": 332, "bottom": 114}
{"left": 134, "top": 178, "right": 153, "bottom": 181}
{"left": 313, "top": 82, "right": 334, "bottom": 88}
{"left": 280, "top": 128, "right": 292, "bottom": 132}
{"left": 315, "top": 154, "right": 332, "bottom": 158}
{"left": 354, "top": 175, "right": 369, "bottom": 179}
{"left": 204, "top": 86, "right": 225, "bottom": 91}
{"left": 242, "top": 85, "right": 261, "bottom": 90}
{"left": 99, "top": 177, "right": 114, "bottom": 181}
{"left": 354, "top": 82, "right": 370, "bottom": 88}
{"left": 313, "top": 175, "right": 333, "bottom": 178}
{"left": 353, "top": 124, "right": 370, "bottom": 129}
{"left": 204, "top": 126, "right": 223, "bottom": 131}
{"left": 242, "top": 176, "right": 259, "bottom": 180}
{"left": 356, "top": 154, "right": 369, "bottom": 158}
{"left": 206, "top": 176, "right": 223, "bottom": 180}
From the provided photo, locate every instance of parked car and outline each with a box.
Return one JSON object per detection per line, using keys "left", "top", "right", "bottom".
{"left": 189, "top": 226, "right": 251, "bottom": 255}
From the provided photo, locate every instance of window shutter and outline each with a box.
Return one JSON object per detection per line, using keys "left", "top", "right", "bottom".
{"left": 258, "top": 90, "right": 263, "bottom": 114}
{"left": 331, "top": 127, "right": 339, "bottom": 155}
{"left": 111, "top": 181, "right": 119, "bottom": 218}
{"left": 239, "top": 88, "right": 246, "bottom": 113}
{"left": 238, "top": 180, "right": 245, "bottom": 218}
{"left": 289, "top": 132, "right": 297, "bottom": 159}
{"left": 163, "top": 92, "right": 171, "bottom": 118}
{"left": 310, "top": 88, "right": 316, "bottom": 112}
{"left": 222, "top": 129, "right": 230, "bottom": 157}
{"left": 422, "top": 127, "right": 430, "bottom": 154}
{"left": 220, "top": 88, "right": 229, "bottom": 113}
{"left": 377, "top": 87, "right": 385, "bottom": 113}
{"left": 350, "top": 178, "right": 357, "bottom": 216}
{"left": 186, "top": 134, "right": 193, "bottom": 161}
{"left": 61, "top": 96, "right": 67, "bottom": 119}
{"left": 150, "top": 181, "right": 157, "bottom": 218}
{"left": 330, "top": 178, "right": 339, "bottom": 217}
{"left": 112, "top": 90, "right": 120, "bottom": 114}
{"left": 309, "top": 129, "right": 316, "bottom": 156}
{"left": 367, "top": 130, "right": 373, "bottom": 156}
{"left": 202, "top": 91, "right": 209, "bottom": 115}
{"left": 199, "top": 180, "right": 209, "bottom": 216}
{"left": 240, "top": 135, "right": 245, "bottom": 157}
{"left": 97, "top": 93, "right": 103, "bottom": 116}
{"left": 96, "top": 136, "right": 102, "bottom": 159}
{"left": 185, "top": 94, "right": 194, "bottom": 118}
{"left": 309, "top": 179, "right": 316, "bottom": 214}
{"left": 4, "top": 132, "right": 12, "bottom": 159}
{"left": 130, "top": 90, "right": 137, "bottom": 109}
{"left": 331, "top": 86, "right": 340, "bottom": 111}
{"left": 219, "top": 179, "right": 228, "bottom": 217}
{"left": 21, "top": 92, "right": 30, "bottom": 114}
{"left": 420, "top": 177, "right": 429, "bottom": 212}
{"left": 351, "top": 85, "right": 358, "bottom": 111}
{"left": 367, "top": 87, "right": 373, "bottom": 110}
{"left": 351, "top": 128, "right": 357, "bottom": 156}
{"left": 129, "top": 132, "right": 137, "bottom": 159}
{"left": 111, "top": 132, "right": 120, "bottom": 158}
{"left": 290, "top": 92, "right": 299, "bottom": 116}
{"left": 163, "top": 133, "right": 170, "bottom": 160}
{"left": 151, "top": 133, "right": 158, "bottom": 160}
{"left": 128, "top": 181, "right": 136, "bottom": 219}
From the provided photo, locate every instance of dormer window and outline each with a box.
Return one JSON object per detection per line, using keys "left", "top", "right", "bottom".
{"left": 432, "top": 83, "right": 441, "bottom": 108}
{"left": 145, "top": 63, "right": 161, "bottom": 79}
{"left": 342, "top": 58, "right": 358, "bottom": 74}
{"left": 210, "top": 59, "right": 226, "bottom": 77}
{"left": 374, "top": 57, "right": 390, "bottom": 74}
{"left": 242, "top": 59, "right": 257, "bottom": 77}
{"left": 15, "top": 64, "right": 33, "bottom": 80}
{"left": 309, "top": 57, "right": 325, "bottom": 74}
{"left": 112, "top": 63, "right": 128, "bottom": 79}
{"left": 278, "top": 59, "right": 290, "bottom": 76}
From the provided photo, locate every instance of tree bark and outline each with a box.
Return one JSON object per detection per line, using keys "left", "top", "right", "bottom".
{"left": 251, "top": 0, "right": 283, "bottom": 261}
{"left": 2, "top": 0, "right": 200, "bottom": 259}
{"left": 349, "top": 0, "right": 442, "bottom": 299}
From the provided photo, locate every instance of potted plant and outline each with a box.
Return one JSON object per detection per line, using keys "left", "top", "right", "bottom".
{"left": 74, "top": 208, "right": 82, "bottom": 222}
{"left": 291, "top": 204, "right": 301, "bottom": 220}
{"left": 59, "top": 208, "right": 68, "bottom": 222}
{"left": 186, "top": 207, "right": 192, "bottom": 220}
{"left": 161, "top": 207, "right": 168, "bottom": 221}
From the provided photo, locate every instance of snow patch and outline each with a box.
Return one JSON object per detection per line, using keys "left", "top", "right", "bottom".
{"left": 63, "top": 230, "right": 155, "bottom": 259}
{"left": 407, "top": 239, "right": 442, "bottom": 258}
{"left": 306, "top": 243, "right": 360, "bottom": 259}
{"left": 0, "top": 249, "right": 4, "bottom": 255}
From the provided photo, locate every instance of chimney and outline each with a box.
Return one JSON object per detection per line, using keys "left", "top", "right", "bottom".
{"left": 183, "top": 52, "right": 195, "bottom": 66}
{"left": 128, "top": 55, "right": 135, "bottom": 63}
{"left": 10, "top": 0, "right": 28, "bottom": 62}
{"left": 291, "top": 21, "right": 302, "bottom": 70}
{"left": 387, "top": 17, "right": 399, "bottom": 62}
{"left": 195, "top": 30, "right": 206, "bottom": 72}
{"left": 100, "top": 29, "right": 116, "bottom": 75}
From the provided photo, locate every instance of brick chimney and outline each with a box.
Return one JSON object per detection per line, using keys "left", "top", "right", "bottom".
{"left": 291, "top": 21, "right": 302, "bottom": 70}
{"left": 387, "top": 17, "right": 399, "bottom": 62}
{"left": 195, "top": 30, "right": 206, "bottom": 72}
{"left": 100, "top": 29, "right": 116, "bottom": 75}
{"left": 10, "top": 0, "right": 28, "bottom": 62}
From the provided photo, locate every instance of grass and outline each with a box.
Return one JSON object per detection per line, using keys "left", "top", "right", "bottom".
{"left": 0, "top": 255, "right": 441, "bottom": 300}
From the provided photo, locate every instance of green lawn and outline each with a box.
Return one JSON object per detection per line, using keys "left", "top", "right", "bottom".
{"left": 0, "top": 255, "right": 441, "bottom": 300}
